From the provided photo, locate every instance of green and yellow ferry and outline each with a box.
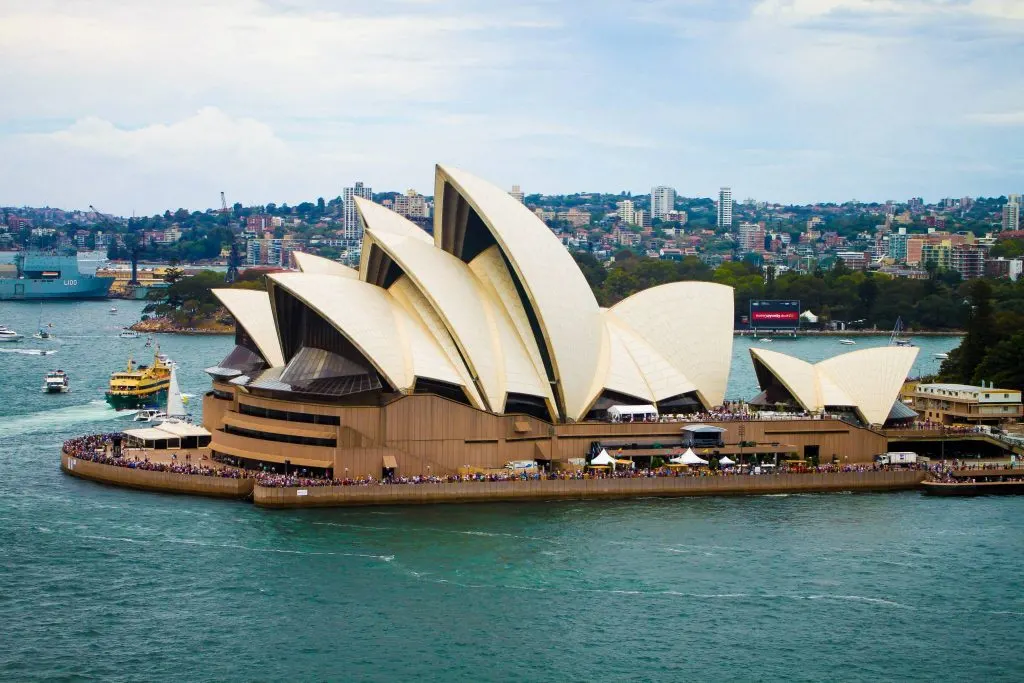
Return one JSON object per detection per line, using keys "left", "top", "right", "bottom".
{"left": 105, "top": 351, "right": 172, "bottom": 410}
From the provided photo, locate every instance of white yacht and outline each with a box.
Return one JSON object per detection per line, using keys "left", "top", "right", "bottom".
{"left": 758, "top": 338, "right": 773, "bottom": 343}
{"left": 0, "top": 325, "right": 23, "bottom": 342}
{"left": 42, "top": 370, "right": 69, "bottom": 393}
{"left": 133, "top": 408, "right": 165, "bottom": 422}
{"left": 134, "top": 365, "right": 189, "bottom": 424}
{"left": 109, "top": 306, "right": 118, "bottom": 314}
{"left": 839, "top": 339, "right": 856, "bottom": 345}
{"left": 119, "top": 329, "right": 140, "bottom": 339}
{"left": 934, "top": 352, "right": 949, "bottom": 360}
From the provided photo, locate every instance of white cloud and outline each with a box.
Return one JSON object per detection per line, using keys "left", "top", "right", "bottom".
{"left": 966, "top": 111, "right": 1024, "bottom": 126}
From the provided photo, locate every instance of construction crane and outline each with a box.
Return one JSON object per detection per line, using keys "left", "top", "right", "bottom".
{"left": 220, "top": 191, "right": 229, "bottom": 214}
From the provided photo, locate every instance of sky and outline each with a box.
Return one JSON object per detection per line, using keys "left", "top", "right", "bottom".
{"left": 1, "top": 0, "right": 1023, "bottom": 215}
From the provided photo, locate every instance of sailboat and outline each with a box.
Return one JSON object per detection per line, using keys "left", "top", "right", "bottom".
{"left": 159, "top": 365, "right": 190, "bottom": 424}
{"left": 889, "top": 317, "right": 914, "bottom": 347}
{"left": 33, "top": 303, "right": 53, "bottom": 340}
{"left": 133, "top": 365, "right": 189, "bottom": 424}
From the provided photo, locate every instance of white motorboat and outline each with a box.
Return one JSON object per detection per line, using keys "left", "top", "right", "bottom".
{"left": 42, "top": 369, "right": 69, "bottom": 393}
{"left": 839, "top": 339, "right": 856, "bottom": 345}
{"left": 0, "top": 325, "right": 24, "bottom": 342}
{"left": 934, "top": 352, "right": 949, "bottom": 360}
{"left": 133, "top": 408, "right": 165, "bottom": 422}
{"left": 119, "top": 329, "right": 140, "bottom": 339}
{"left": 758, "top": 338, "right": 773, "bottom": 343}
{"left": 109, "top": 306, "right": 118, "bottom": 314}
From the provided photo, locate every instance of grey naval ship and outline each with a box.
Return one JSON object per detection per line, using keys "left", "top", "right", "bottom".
{"left": 0, "top": 252, "right": 114, "bottom": 300}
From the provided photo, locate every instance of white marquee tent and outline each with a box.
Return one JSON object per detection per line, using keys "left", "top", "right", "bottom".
{"left": 670, "top": 448, "right": 708, "bottom": 466}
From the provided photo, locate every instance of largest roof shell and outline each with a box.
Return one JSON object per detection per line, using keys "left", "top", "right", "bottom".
{"left": 434, "top": 165, "right": 606, "bottom": 421}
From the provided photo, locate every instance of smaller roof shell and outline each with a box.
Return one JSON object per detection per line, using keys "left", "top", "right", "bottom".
{"left": 292, "top": 251, "right": 358, "bottom": 278}
{"left": 212, "top": 289, "right": 285, "bottom": 367}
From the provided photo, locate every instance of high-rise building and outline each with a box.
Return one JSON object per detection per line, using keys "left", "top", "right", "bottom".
{"left": 650, "top": 186, "right": 676, "bottom": 220}
{"left": 738, "top": 222, "right": 765, "bottom": 253}
{"left": 617, "top": 200, "right": 636, "bottom": 225}
{"left": 509, "top": 185, "right": 524, "bottom": 203}
{"left": 888, "top": 227, "right": 909, "bottom": 262}
{"left": 717, "top": 187, "right": 733, "bottom": 229}
{"left": 343, "top": 181, "right": 373, "bottom": 242}
{"left": 390, "top": 189, "right": 429, "bottom": 219}
{"left": 951, "top": 245, "right": 985, "bottom": 280}
{"left": 1004, "top": 195, "right": 1021, "bottom": 232}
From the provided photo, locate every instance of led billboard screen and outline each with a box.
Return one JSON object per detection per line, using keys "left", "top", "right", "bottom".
{"left": 749, "top": 300, "right": 800, "bottom": 329}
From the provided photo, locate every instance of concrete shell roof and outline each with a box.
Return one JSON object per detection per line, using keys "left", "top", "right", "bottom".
{"left": 435, "top": 165, "right": 606, "bottom": 421}
{"left": 362, "top": 221, "right": 552, "bottom": 413}
{"left": 607, "top": 281, "right": 734, "bottom": 408}
{"left": 292, "top": 251, "right": 358, "bottom": 278}
{"left": 211, "top": 288, "right": 285, "bottom": 367}
{"left": 268, "top": 272, "right": 465, "bottom": 391}
{"left": 750, "top": 346, "right": 919, "bottom": 425}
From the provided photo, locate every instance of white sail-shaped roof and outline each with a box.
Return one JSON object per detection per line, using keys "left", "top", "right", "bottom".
{"left": 606, "top": 281, "right": 734, "bottom": 407}
{"left": 750, "top": 346, "right": 919, "bottom": 425}
{"left": 211, "top": 288, "right": 285, "bottom": 367}
{"left": 292, "top": 251, "right": 358, "bottom": 278}
{"left": 434, "top": 165, "right": 606, "bottom": 421}
{"left": 213, "top": 166, "right": 739, "bottom": 421}
{"left": 268, "top": 272, "right": 466, "bottom": 393}
{"left": 363, "top": 222, "right": 552, "bottom": 414}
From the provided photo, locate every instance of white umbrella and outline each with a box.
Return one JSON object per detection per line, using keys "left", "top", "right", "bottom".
{"left": 719, "top": 456, "right": 736, "bottom": 466}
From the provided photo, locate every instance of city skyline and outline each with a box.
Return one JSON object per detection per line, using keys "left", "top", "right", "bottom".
{"left": 1, "top": 1, "right": 1023, "bottom": 214}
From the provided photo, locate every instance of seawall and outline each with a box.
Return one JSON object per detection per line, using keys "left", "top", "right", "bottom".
{"left": 61, "top": 452, "right": 254, "bottom": 500}
{"left": 253, "top": 471, "right": 927, "bottom": 508}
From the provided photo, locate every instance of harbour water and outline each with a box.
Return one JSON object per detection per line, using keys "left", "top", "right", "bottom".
{"left": 3, "top": 301, "right": 1022, "bottom": 681}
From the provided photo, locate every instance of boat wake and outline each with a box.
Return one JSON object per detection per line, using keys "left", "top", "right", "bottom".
{"left": 0, "top": 348, "right": 58, "bottom": 356}
{"left": 0, "top": 400, "right": 134, "bottom": 439}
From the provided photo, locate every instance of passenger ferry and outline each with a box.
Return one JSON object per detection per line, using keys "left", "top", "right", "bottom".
{"left": 104, "top": 349, "right": 172, "bottom": 410}
{"left": 42, "top": 370, "right": 69, "bottom": 393}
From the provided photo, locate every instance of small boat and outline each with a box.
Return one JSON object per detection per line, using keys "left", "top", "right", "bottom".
{"left": 33, "top": 304, "right": 53, "bottom": 339}
{"left": 889, "top": 316, "right": 914, "bottom": 347}
{"left": 758, "top": 338, "right": 773, "bottom": 343}
{"left": 839, "top": 339, "right": 856, "bottom": 345}
{"left": 109, "top": 306, "right": 118, "bottom": 314}
{"left": 144, "top": 336, "right": 153, "bottom": 348}
{"left": 0, "top": 325, "right": 24, "bottom": 343}
{"left": 133, "top": 408, "right": 166, "bottom": 422}
{"left": 119, "top": 329, "right": 140, "bottom": 339}
{"left": 42, "top": 369, "right": 69, "bottom": 393}
{"left": 934, "top": 352, "right": 949, "bottom": 360}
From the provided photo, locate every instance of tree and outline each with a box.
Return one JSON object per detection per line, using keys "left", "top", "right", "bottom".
{"left": 974, "top": 333, "right": 1024, "bottom": 390}
{"left": 164, "top": 266, "right": 185, "bottom": 284}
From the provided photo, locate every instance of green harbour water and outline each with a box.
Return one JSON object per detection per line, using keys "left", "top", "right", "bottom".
{"left": 2, "top": 300, "right": 1022, "bottom": 682}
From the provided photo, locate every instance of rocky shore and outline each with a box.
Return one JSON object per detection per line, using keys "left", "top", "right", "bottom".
{"left": 129, "top": 316, "right": 233, "bottom": 335}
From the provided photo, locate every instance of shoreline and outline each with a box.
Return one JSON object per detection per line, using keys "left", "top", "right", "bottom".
{"left": 735, "top": 329, "right": 964, "bottom": 337}
{"left": 61, "top": 451, "right": 927, "bottom": 508}
{"left": 129, "top": 318, "right": 233, "bottom": 335}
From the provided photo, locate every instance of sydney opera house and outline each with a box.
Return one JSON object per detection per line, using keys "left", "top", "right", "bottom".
{"left": 202, "top": 165, "right": 916, "bottom": 477}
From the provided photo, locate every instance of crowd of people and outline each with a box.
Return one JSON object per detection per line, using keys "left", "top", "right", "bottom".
{"left": 63, "top": 434, "right": 245, "bottom": 479}
{"left": 65, "top": 433, "right": 1016, "bottom": 491}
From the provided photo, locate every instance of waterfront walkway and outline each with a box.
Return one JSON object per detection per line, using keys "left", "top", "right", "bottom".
{"left": 62, "top": 434, "right": 948, "bottom": 507}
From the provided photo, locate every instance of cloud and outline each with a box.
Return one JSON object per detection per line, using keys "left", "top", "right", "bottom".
{"left": 966, "top": 111, "right": 1024, "bottom": 126}
{"left": 0, "top": 0, "right": 1022, "bottom": 209}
